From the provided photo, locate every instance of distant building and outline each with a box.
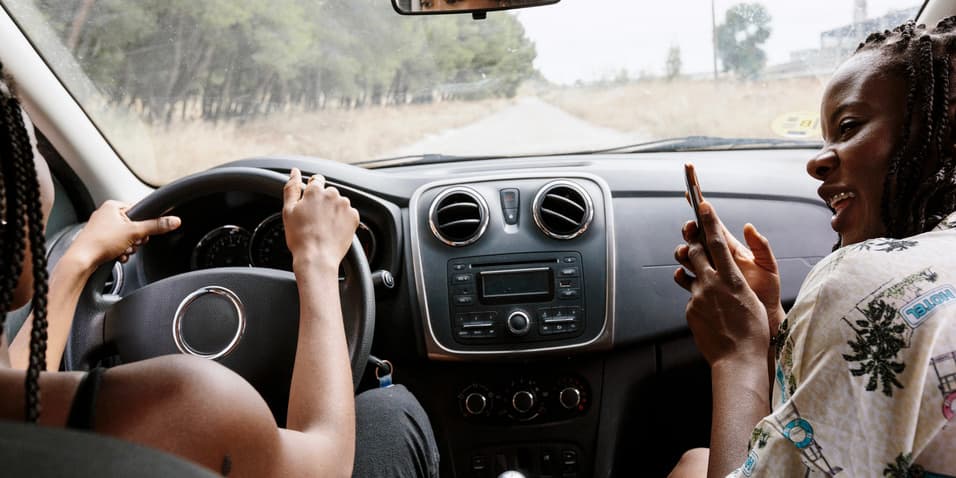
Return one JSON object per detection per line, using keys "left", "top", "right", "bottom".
{"left": 765, "top": 5, "right": 920, "bottom": 79}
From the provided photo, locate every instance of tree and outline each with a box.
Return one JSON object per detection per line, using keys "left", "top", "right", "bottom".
{"left": 715, "top": 2, "right": 771, "bottom": 79}
{"left": 665, "top": 45, "right": 682, "bottom": 81}
{"left": 30, "top": 0, "right": 539, "bottom": 120}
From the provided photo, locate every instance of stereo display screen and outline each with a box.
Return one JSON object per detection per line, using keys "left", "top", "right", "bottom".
{"left": 480, "top": 268, "right": 553, "bottom": 303}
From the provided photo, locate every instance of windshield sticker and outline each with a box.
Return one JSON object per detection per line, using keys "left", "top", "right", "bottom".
{"left": 771, "top": 112, "right": 822, "bottom": 139}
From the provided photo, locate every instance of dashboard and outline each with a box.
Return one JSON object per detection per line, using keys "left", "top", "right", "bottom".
{"left": 106, "top": 150, "right": 835, "bottom": 477}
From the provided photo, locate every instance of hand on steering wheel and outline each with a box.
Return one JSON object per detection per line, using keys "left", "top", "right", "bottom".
{"left": 66, "top": 200, "right": 181, "bottom": 267}
{"left": 282, "top": 169, "right": 359, "bottom": 273}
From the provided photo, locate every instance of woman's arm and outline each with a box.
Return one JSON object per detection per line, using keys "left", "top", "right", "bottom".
{"left": 277, "top": 169, "right": 359, "bottom": 476}
{"left": 9, "top": 201, "right": 180, "bottom": 370}
{"left": 673, "top": 201, "right": 772, "bottom": 478}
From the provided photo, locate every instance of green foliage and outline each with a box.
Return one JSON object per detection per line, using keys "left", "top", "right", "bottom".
{"left": 665, "top": 45, "right": 681, "bottom": 81}
{"left": 32, "top": 0, "right": 537, "bottom": 122}
{"left": 715, "top": 3, "right": 771, "bottom": 80}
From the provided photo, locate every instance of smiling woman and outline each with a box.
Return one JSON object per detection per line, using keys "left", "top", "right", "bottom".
{"left": 672, "top": 18, "right": 956, "bottom": 478}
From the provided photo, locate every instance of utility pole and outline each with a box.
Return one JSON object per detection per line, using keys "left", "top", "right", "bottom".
{"left": 711, "top": 0, "right": 718, "bottom": 81}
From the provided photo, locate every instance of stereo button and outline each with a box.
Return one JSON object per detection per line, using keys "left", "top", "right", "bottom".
{"left": 559, "top": 267, "right": 579, "bottom": 277}
{"left": 559, "top": 289, "right": 580, "bottom": 300}
{"left": 452, "top": 273, "right": 473, "bottom": 284}
{"left": 454, "top": 295, "right": 475, "bottom": 305}
{"left": 507, "top": 311, "right": 531, "bottom": 336}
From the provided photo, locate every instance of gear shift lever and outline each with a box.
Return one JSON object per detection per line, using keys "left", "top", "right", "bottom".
{"left": 497, "top": 472, "right": 526, "bottom": 478}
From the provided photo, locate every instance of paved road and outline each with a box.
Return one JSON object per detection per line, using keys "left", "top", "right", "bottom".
{"left": 384, "top": 96, "right": 645, "bottom": 158}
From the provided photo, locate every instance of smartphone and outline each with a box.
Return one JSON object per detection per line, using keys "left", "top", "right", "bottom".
{"left": 684, "top": 163, "right": 704, "bottom": 228}
{"left": 684, "top": 163, "right": 712, "bottom": 263}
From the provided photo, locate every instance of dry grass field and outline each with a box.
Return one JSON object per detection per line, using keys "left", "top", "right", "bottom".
{"left": 110, "top": 77, "right": 829, "bottom": 185}
{"left": 113, "top": 99, "right": 513, "bottom": 185}
{"left": 542, "top": 77, "right": 828, "bottom": 141}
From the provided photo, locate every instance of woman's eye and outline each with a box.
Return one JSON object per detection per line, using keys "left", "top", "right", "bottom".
{"left": 838, "top": 119, "right": 859, "bottom": 136}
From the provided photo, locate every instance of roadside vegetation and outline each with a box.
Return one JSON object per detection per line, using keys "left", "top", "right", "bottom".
{"left": 17, "top": 0, "right": 828, "bottom": 183}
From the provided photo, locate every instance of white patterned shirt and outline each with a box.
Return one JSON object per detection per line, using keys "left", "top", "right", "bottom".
{"left": 729, "top": 213, "right": 956, "bottom": 477}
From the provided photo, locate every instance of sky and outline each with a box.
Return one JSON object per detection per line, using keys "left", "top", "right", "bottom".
{"left": 511, "top": 0, "right": 921, "bottom": 84}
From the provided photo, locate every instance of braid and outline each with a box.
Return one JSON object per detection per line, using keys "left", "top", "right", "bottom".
{"left": 853, "top": 18, "right": 956, "bottom": 238}
{"left": 0, "top": 64, "right": 49, "bottom": 423}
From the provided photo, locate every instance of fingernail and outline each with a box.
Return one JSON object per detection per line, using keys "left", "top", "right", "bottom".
{"left": 166, "top": 216, "right": 181, "bottom": 228}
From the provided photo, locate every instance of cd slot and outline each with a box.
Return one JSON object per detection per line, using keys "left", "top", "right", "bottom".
{"left": 469, "top": 258, "right": 558, "bottom": 269}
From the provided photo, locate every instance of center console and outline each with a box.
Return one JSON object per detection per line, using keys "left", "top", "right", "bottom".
{"left": 409, "top": 173, "right": 615, "bottom": 360}
{"left": 408, "top": 174, "right": 614, "bottom": 477}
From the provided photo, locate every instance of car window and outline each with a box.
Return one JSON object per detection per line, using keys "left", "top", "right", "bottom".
{"left": 1, "top": 0, "right": 921, "bottom": 184}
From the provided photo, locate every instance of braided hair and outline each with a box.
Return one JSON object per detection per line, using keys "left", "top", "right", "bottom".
{"left": 0, "top": 63, "right": 49, "bottom": 423}
{"left": 855, "top": 17, "right": 956, "bottom": 237}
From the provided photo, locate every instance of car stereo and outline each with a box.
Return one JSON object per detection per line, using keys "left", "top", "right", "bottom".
{"left": 448, "top": 252, "right": 585, "bottom": 345}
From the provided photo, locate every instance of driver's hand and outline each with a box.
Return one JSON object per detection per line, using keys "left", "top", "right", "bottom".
{"left": 67, "top": 200, "right": 181, "bottom": 269}
{"left": 282, "top": 168, "right": 359, "bottom": 272}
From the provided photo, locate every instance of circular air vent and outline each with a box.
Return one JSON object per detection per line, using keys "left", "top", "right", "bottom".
{"left": 533, "top": 181, "right": 594, "bottom": 240}
{"left": 429, "top": 187, "right": 489, "bottom": 246}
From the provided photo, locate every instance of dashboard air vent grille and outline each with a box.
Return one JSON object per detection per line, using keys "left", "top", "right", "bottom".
{"left": 533, "top": 181, "right": 594, "bottom": 240}
{"left": 429, "top": 188, "right": 488, "bottom": 246}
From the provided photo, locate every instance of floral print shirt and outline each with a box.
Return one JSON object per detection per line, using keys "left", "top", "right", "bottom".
{"left": 730, "top": 213, "right": 956, "bottom": 477}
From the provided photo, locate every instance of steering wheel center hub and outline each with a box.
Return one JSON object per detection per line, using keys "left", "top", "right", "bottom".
{"left": 172, "top": 286, "right": 246, "bottom": 360}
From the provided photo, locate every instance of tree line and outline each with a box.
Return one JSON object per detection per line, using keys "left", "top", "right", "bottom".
{"left": 34, "top": 0, "right": 537, "bottom": 123}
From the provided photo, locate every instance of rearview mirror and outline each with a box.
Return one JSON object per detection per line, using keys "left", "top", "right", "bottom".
{"left": 392, "top": 0, "right": 559, "bottom": 16}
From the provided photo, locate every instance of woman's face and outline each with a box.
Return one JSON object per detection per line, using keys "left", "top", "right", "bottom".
{"left": 808, "top": 49, "right": 907, "bottom": 247}
{"left": 10, "top": 109, "right": 55, "bottom": 310}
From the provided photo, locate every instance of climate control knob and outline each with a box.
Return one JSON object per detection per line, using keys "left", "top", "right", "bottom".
{"left": 512, "top": 390, "right": 536, "bottom": 414}
{"left": 559, "top": 387, "right": 582, "bottom": 410}
{"left": 507, "top": 310, "right": 531, "bottom": 336}
{"left": 464, "top": 392, "right": 488, "bottom": 416}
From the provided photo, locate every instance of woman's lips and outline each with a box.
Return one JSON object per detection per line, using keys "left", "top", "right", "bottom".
{"left": 830, "top": 195, "right": 854, "bottom": 231}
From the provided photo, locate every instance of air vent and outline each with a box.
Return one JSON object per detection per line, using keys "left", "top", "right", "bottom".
{"left": 533, "top": 181, "right": 594, "bottom": 240}
{"left": 429, "top": 187, "right": 489, "bottom": 246}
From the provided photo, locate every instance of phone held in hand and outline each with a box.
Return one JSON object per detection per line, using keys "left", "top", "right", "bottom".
{"left": 684, "top": 163, "right": 712, "bottom": 264}
{"left": 684, "top": 163, "right": 704, "bottom": 228}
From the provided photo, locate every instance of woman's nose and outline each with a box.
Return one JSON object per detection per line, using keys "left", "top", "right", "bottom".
{"left": 806, "top": 149, "right": 838, "bottom": 180}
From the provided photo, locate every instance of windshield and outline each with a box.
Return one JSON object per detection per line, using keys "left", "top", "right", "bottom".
{"left": 2, "top": 0, "right": 921, "bottom": 184}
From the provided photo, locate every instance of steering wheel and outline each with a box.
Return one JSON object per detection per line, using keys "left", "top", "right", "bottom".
{"left": 62, "top": 167, "right": 375, "bottom": 423}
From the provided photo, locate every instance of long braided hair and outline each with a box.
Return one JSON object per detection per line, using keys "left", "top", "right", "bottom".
{"left": 0, "top": 63, "right": 50, "bottom": 423}
{"left": 855, "top": 17, "right": 956, "bottom": 237}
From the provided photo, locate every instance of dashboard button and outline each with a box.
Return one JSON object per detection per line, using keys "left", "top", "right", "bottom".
{"left": 507, "top": 310, "right": 531, "bottom": 336}
{"left": 559, "top": 267, "right": 579, "bottom": 277}
{"left": 452, "top": 263, "right": 467, "bottom": 271}
{"left": 559, "top": 289, "right": 579, "bottom": 300}
{"left": 452, "top": 273, "right": 473, "bottom": 284}
{"left": 500, "top": 188, "right": 519, "bottom": 209}
{"left": 503, "top": 208, "right": 519, "bottom": 225}
{"left": 562, "top": 256, "right": 577, "bottom": 263}
{"left": 454, "top": 295, "right": 475, "bottom": 305}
